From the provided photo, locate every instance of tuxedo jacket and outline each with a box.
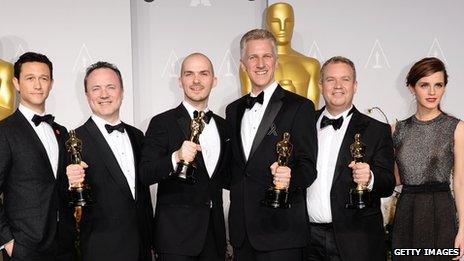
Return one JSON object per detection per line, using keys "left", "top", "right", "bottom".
{"left": 75, "top": 118, "right": 154, "bottom": 261}
{"left": 225, "top": 85, "right": 317, "bottom": 251}
{"left": 139, "top": 104, "right": 230, "bottom": 257}
{"left": 0, "top": 110, "right": 75, "bottom": 261}
{"left": 316, "top": 107, "right": 395, "bottom": 261}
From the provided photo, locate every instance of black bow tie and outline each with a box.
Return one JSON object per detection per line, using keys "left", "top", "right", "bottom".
{"left": 32, "top": 114, "right": 55, "bottom": 126}
{"left": 194, "top": 110, "right": 214, "bottom": 124}
{"left": 320, "top": 116, "right": 344, "bottom": 130}
{"left": 105, "top": 123, "right": 125, "bottom": 134}
{"left": 320, "top": 107, "right": 356, "bottom": 130}
{"left": 245, "top": 92, "right": 264, "bottom": 109}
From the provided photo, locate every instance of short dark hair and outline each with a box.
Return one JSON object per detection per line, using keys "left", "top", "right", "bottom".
{"left": 406, "top": 57, "right": 448, "bottom": 87}
{"left": 320, "top": 56, "right": 357, "bottom": 82}
{"left": 84, "top": 61, "right": 123, "bottom": 92}
{"left": 14, "top": 52, "right": 53, "bottom": 80}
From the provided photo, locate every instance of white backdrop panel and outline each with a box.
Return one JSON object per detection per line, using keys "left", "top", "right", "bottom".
{"left": 131, "top": 0, "right": 268, "bottom": 130}
{"left": 269, "top": 0, "right": 464, "bottom": 122}
{"left": 0, "top": 0, "right": 134, "bottom": 128}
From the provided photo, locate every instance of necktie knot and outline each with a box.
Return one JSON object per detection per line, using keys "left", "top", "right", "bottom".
{"left": 105, "top": 123, "right": 125, "bottom": 134}
{"left": 320, "top": 116, "right": 344, "bottom": 130}
{"left": 32, "top": 114, "right": 55, "bottom": 126}
{"left": 245, "top": 92, "right": 264, "bottom": 109}
{"left": 194, "top": 110, "right": 214, "bottom": 124}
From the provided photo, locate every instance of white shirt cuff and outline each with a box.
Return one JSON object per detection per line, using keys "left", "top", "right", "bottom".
{"left": 0, "top": 239, "right": 14, "bottom": 251}
{"left": 171, "top": 152, "right": 178, "bottom": 170}
{"left": 367, "top": 170, "right": 374, "bottom": 191}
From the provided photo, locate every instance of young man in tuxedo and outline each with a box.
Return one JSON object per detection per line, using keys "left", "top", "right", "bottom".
{"left": 139, "top": 52, "right": 230, "bottom": 261}
{"left": 66, "top": 62, "right": 154, "bottom": 261}
{"left": 0, "top": 52, "right": 75, "bottom": 261}
{"left": 225, "top": 29, "right": 317, "bottom": 260}
{"left": 306, "top": 56, "right": 395, "bottom": 261}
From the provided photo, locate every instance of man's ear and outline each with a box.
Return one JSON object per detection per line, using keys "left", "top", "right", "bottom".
{"left": 13, "top": 77, "right": 20, "bottom": 92}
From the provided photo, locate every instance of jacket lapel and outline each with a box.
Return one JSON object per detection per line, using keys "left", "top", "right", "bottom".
{"left": 124, "top": 123, "right": 140, "bottom": 201}
{"left": 209, "top": 114, "right": 226, "bottom": 180}
{"left": 248, "top": 85, "right": 284, "bottom": 161}
{"left": 235, "top": 98, "right": 248, "bottom": 165}
{"left": 84, "top": 118, "right": 133, "bottom": 200}
{"left": 331, "top": 107, "right": 369, "bottom": 186}
{"left": 175, "top": 104, "right": 191, "bottom": 140}
{"left": 52, "top": 122, "right": 66, "bottom": 181}
{"left": 15, "top": 111, "right": 56, "bottom": 181}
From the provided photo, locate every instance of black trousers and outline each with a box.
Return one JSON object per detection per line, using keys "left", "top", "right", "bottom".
{"left": 157, "top": 212, "right": 223, "bottom": 261}
{"left": 306, "top": 223, "right": 342, "bottom": 261}
{"left": 233, "top": 235, "right": 304, "bottom": 261}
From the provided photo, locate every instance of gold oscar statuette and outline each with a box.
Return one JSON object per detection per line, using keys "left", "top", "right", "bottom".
{"left": 0, "top": 59, "right": 15, "bottom": 120}
{"left": 172, "top": 111, "right": 205, "bottom": 184}
{"left": 66, "top": 130, "right": 92, "bottom": 217}
{"left": 240, "top": 2, "right": 321, "bottom": 107}
{"left": 263, "top": 132, "right": 292, "bottom": 209}
{"left": 346, "top": 133, "right": 371, "bottom": 209}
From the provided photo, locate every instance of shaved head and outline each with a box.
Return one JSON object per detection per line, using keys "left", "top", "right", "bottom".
{"left": 180, "top": 52, "right": 215, "bottom": 76}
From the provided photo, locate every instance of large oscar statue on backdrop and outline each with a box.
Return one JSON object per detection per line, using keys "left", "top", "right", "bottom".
{"left": 240, "top": 2, "right": 321, "bottom": 107}
{"left": 0, "top": 59, "right": 15, "bottom": 120}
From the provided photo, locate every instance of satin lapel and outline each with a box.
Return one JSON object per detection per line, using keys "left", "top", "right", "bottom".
{"left": 248, "top": 86, "right": 284, "bottom": 160}
{"left": 15, "top": 111, "right": 55, "bottom": 181}
{"left": 236, "top": 98, "right": 247, "bottom": 165}
{"left": 331, "top": 108, "right": 369, "bottom": 186}
{"left": 52, "top": 123, "right": 66, "bottom": 181}
{"left": 124, "top": 123, "right": 139, "bottom": 201}
{"left": 316, "top": 107, "right": 324, "bottom": 122}
{"left": 84, "top": 118, "right": 133, "bottom": 200}
{"left": 210, "top": 114, "right": 225, "bottom": 180}
{"left": 175, "top": 104, "right": 191, "bottom": 140}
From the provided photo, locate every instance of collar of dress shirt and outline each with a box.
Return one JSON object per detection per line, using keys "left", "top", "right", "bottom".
{"left": 182, "top": 101, "right": 210, "bottom": 120}
{"left": 19, "top": 103, "right": 46, "bottom": 122}
{"left": 321, "top": 105, "right": 354, "bottom": 120}
{"left": 91, "top": 114, "right": 122, "bottom": 134}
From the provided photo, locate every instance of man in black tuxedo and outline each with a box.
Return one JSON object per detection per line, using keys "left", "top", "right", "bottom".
{"left": 0, "top": 52, "right": 75, "bottom": 261}
{"left": 139, "top": 53, "right": 229, "bottom": 261}
{"left": 306, "top": 56, "right": 395, "bottom": 261}
{"left": 226, "top": 29, "right": 317, "bottom": 260}
{"left": 66, "top": 62, "right": 154, "bottom": 261}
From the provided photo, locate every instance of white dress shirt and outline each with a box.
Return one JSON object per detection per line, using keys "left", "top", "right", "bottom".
{"left": 241, "top": 81, "right": 278, "bottom": 160}
{"left": 171, "top": 101, "right": 221, "bottom": 177}
{"left": 306, "top": 106, "right": 374, "bottom": 223}
{"left": 19, "top": 104, "right": 59, "bottom": 178}
{"left": 92, "top": 115, "right": 136, "bottom": 199}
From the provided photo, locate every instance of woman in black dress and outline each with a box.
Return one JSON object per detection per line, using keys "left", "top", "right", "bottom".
{"left": 392, "top": 57, "right": 464, "bottom": 260}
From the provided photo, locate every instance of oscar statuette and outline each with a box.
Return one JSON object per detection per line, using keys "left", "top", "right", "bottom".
{"left": 263, "top": 132, "right": 293, "bottom": 209}
{"left": 66, "top": 130, "right": 92, "bottom": 221}
{"left": 172, "top": 111, "right": 205, "bottom": 184}
{"left": 66, "top": 130, "right": 92, "bottom": 260}
{"left": 345, "top": 133, "right": 371, "bottom": 209}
